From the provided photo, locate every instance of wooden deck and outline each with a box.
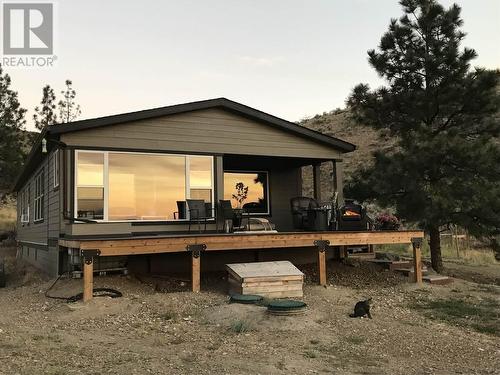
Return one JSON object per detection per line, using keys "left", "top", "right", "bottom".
{"left": 59, "top": 230, "right": 424, "bottom": 302}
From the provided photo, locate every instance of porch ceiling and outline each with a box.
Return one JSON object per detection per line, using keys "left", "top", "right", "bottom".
{"left": 223, "top": 154, "right": 337, "bottom": 169}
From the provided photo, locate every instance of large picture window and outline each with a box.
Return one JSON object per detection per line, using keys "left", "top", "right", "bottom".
{"left": 76, "top": 152, "right": 104, "bottom": 219}
{"left": 75, "top": 150, "right": 213, "bottom": 221}
{"left": 224, "top": 171, "right": 269, "bottom": 214}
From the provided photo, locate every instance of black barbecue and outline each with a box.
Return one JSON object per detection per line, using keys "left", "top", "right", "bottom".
{"left": 337, "top": 200, "right": 371, "bottom": 231}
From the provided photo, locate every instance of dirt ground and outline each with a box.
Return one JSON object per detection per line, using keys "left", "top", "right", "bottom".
{"left": 0, "top": 246, "right": 499, "bottom": 375}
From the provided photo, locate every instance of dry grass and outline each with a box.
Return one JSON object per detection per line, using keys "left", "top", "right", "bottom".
{"left": 0, "top": 200, "right": 16, "bottom": 232}
{"left": 229, "top": 319, "right": 254, "bottom": 334}
{"left": 377, "top": 241, "right": 498, "bottom": 266}
{"left": 411, "top": 296, "right": 500, "bottom": 337}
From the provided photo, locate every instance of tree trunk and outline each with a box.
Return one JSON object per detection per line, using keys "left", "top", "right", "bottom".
{"left": 429, "top": 225, "right": 443, "bottom": 273}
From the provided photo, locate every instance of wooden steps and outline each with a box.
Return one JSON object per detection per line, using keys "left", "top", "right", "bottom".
{"left": 394, "top": 266, "right": 428, "bottom": 276}
{"left": 353, "top": 253, "right": 454, "bottom": 285}
{"left": 423, "top": 275, "right": 454, "bottom": 285}
{"left": 226, "top": 261, "right": 304, "bottom": 298}
{"left": 348, "top": 252, "right": 376, "bottom": 259}
{"left": 388, "top": 261, "right": 412, "bottom": 271}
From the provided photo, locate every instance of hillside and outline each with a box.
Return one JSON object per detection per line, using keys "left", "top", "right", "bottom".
{"left": 299, "top": 110, "right": 390, "bottom": 199}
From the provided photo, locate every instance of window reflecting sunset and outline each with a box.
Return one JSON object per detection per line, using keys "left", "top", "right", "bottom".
{"left": 108, "top": 153, "right": 185, "bottom": 220}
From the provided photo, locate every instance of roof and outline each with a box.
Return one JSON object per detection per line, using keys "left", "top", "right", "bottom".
{"left": 13, "top": 98, "right": 356, "bottom": 191}
{"left": 48, "top": 98, "right": 355, "bottom": 151}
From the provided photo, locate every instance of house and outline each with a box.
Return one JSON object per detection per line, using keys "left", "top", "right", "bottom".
{"left": 14, "top": 98, "right": 423, "bottom": 299}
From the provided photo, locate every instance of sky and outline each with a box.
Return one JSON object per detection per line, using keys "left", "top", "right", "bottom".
{"left": 5, "top": 0, "right": 500, "bottom": 131}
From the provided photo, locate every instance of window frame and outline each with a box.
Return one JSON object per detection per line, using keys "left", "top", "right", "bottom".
{"left": 20, "top": 186, "right": 30, "bottom": 224}
{"left": 34, "top": 170, "right": 44, "bottom": 223}
{"left": 74, "top": 150, "right": 214, "bottom": 222}
{"left": 53, "top": 149, "right": 60, "bottom": 189}
{"left": 223, "top": 170, "right": 271, "bottom": 216}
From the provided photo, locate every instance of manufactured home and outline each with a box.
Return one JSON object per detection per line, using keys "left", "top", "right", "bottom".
{"left": 14, "top": 98, "right": 423, "bottom": 300}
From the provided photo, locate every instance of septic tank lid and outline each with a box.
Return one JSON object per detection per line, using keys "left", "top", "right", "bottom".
{"left": 229, "top": 294, "right": 263, "bottom": 304}
{"left": 267, "top": 300, "right": 307, "bottom": 315}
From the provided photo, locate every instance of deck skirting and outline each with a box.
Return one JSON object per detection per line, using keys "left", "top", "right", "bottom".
{"left": 58, "top": 230, "right": 424, "bottom": 301}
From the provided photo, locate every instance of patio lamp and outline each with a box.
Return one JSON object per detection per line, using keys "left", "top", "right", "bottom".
{"left": 41, "top": 138, "right": 47, "bottom": 153}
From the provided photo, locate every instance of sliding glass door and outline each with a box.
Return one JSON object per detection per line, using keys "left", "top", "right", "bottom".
{"left": 75, "top": 150, "right": 213, "bottom": 221}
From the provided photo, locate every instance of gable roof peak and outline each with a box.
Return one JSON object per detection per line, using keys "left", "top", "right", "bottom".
{"left": 47, "top": 97, "right": 355, "bottom": 153}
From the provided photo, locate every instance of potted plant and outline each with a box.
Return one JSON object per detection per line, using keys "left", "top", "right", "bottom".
{"left": 374, "top": 213, "right": 400, "bottom": 230}
{"left": 232, "top": 182, "right": 248, "bottom": 227}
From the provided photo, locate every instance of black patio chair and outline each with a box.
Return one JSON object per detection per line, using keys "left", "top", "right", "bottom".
{"left": 218, "top": 200, "right": 252, "bottom": 231}
{"left": 186, "top": 199, "right": 215, "bottom": 233}
{"left": 173, "top": 201, "right": 187, "bottom": 220}
{"left": 219, "top": 200, "right": 276, "bottom": 232}
{"left": 218, "top": 200, "right": 235, "bottom": 232}
{"left": 290, "top": 196, "right": 319, "bottom": 230}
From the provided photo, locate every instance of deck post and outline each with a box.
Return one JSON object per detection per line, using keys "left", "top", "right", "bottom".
{"left": 187, "top": 244, "right": 206, "bottom": 292}
{"left": 340, "top": 245, "right": 348, "bottom": 259}
{"left": 331, "top": 160, "right": 343, "bottom": 206}
{"left": 314, "top": 240, "right": 329, "bottom": 286}
{"left": 411, "top": 238, "right": 423, "bottom": 284}
{"left": 81, "top": 250, "right": 100, "bottom": 302}
{"left": 313, "top": 163, "right": 321, "bottom": 202}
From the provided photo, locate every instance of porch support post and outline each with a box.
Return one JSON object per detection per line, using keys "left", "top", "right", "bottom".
{"left": 411, "top": 238, "right": 423, "bottom": 284}
{"left": 332, "top": 160, "right": 343, "bottom": 205}
{"left": 83, "top": 261, "right": 94, "bottom": 302}
{"left": 187, "top": 244, "right": 206, "bottom": 292}
{"left": 313, "top": 163, "right": 321, "bottom": 202}
{"left": 340, "top": 246, "right": 348, "bottom": 259}
{"left": 192, "top": 256, "right": 201, "bottom": 292}
{"left": 314, "top": 240, "right": 329, "bottom": 286}
{"left": 81, "top": 249, "right": 100, "bottom": 302}
{"left": 214, "top": 156, "right": 224, "bottom": 231}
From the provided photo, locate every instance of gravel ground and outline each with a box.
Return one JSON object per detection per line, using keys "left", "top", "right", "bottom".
{"left": 0, "top": 247, "right": 499, "bottom": 375}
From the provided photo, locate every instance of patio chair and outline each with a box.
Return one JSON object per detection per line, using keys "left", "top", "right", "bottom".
{"left": 290, "top": 196, "right": 319, "bottom": 230}
{"left": 174, "top": 201, "right": 187, "bottom": 220}
{"left": 218, "top": 200, "right": 236, "bottom": 232}
{"left": 186, "top": 199, "right": 215, "bottom": 233}
{"left": 218, "top": 200, "right": 275, "bottom": 232}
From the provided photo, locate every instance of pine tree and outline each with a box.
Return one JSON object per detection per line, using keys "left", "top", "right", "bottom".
{"left": 346, "top": 0, "right": 500, "bottom": 272}
{"left": 0, "top": 65, "right": 27, "bottom": 202}
{"left": 58, "top": 79, "right": 81, "bottom": 123}
{"left": 33, "top": 84, "right": 57, "bottom": 130}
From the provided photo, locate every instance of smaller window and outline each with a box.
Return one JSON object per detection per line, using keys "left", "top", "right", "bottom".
{"left": 53, "top": 150, "right": 60, "bottom": 189}
{"left": 34, "top": 170, "right": 45, "bottom": 222}
{"left": 20, "top": 186, "right": 30, "bottom": 224}
{"left": 223, "top": 171, "right": 269, "bottom": 214}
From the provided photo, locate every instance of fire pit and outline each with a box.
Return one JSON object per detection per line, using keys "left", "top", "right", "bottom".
{"left": 337, "top": 200, "right": 370, "bottom": 231}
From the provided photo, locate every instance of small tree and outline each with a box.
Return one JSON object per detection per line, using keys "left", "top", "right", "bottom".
{"left": 232, "top": 182, "right": 249, "bottom": 209}
{"left": 33, "top": 84, "right": 57, "bottom": 130}
{"left": 58, "top": 79, "right": 81, "bottom": 123}
{"left": 0, "top": 65, "right": 27, "bottom": 202}
{"left": 346, "top": 0, "right": 500, "bottom": 272}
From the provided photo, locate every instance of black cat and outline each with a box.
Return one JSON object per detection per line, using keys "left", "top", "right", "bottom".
{"left": 349, "top": 298, "right": 372, "bottom": 319}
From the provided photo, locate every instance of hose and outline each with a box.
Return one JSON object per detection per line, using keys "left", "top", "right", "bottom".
{"left": 45, "top": 272, "right": 122, "bottom": 302}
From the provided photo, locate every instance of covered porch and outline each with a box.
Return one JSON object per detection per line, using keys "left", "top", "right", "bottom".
{"left": 59, "top": 230, "right": 424, "bottom": 302}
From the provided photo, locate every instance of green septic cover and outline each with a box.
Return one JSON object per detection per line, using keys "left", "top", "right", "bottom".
{"left": 230, "top": 294, "right": 263, "bottom": 304}
{"left": 267, "top": 300, "right": 307, "bottom": 311}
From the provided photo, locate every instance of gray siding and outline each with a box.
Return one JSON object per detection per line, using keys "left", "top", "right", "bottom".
{"left": 60, "top": 108, "right": 342, "bottom": 159}
{"left": 17, "top": 156, "right": 49, "bottom": 244}
{"left": 17, "top": 150, "right": 61, "bottom": 276}
{"left": 269, "top": 167, "right": 302, "bottom": 231}
{"left": 19, "top": 245, "right": 59, "bottom": 276}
